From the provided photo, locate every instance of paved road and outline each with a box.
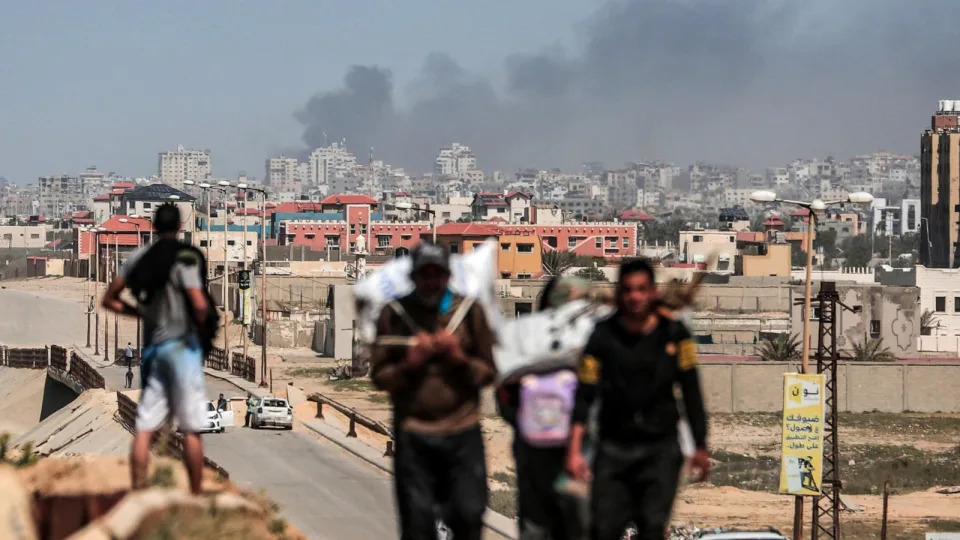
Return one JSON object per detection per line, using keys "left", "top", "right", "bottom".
{"left": 2, "top": 288, "right": 399, "bottom": 539}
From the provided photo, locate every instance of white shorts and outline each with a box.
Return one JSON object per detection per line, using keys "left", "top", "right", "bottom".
{"left": 135, "top": 337, "right": 207, "bottom": 433}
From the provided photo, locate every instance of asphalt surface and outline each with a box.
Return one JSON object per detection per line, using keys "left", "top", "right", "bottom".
{"left": 1, "top": 287, "right": 399, "bottom": 539}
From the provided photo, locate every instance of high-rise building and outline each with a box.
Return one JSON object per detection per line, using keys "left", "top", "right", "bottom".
{"left": 435, "top": 143, "right": 478, "bottom": 177}
{"left": 308, "top": 143, "right": 357, "bottom": 186}
{"left": 37, "top": 175, "right": 87, "bottom": 216}
{"left": 920, "top": 100, "right": 960, "bottom": 268}
{"left": 265, "top": 156, "right": 301, "bottom": 192}
{"left": 158, "top": 145, "right": 211, "bottom": 189}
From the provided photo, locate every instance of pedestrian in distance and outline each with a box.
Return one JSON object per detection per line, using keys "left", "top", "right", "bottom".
{"left": 124, "top": 341, "right": 134, "bottom": 369}
{"left": 370, "top": 242, "right": 497, "bottom": 540}
{"left": 217, "top": 393, "right": 228, "bottom": 412}
{"left": 496, "top": 275, "right": 591, "bottom": 540}
{"left": 245, "top": 393, "right": 257, "bottom": 427}
{"left": 102, "top": 203, "right": 217, "bottom": 495}
{"left": 566, "top": 258, "right": 711, "bottom": 540}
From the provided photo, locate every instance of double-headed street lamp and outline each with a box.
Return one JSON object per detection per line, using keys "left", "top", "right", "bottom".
{"left": 749, "top": 190, "right": 872, "bottom": 540}
{"left": 748, "top": 190, "right": 874, "bottom": 374}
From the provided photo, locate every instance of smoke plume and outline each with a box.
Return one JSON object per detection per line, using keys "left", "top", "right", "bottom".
{"left": 295, "top": 0, "right": 960, "bottom": 173}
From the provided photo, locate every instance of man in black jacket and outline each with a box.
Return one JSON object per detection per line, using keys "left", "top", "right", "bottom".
{"left": 566, "top": 258, "right": 710, "bottom": 540}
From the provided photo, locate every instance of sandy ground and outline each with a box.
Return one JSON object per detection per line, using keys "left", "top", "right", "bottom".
{"left": 0, "top": 368, "right": 47, "bottom": 437}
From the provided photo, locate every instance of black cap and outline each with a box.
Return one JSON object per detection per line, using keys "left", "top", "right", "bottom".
{"left": 411, "top": 242, "right": 450, "bottom": 274}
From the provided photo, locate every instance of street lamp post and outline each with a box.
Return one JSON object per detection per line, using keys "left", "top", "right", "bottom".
{"left": 749, "top": 189, "right": 873, "bottom": 540}
{"left": 94, "top": 227, "right": 106, "bottom": 355}
{"left": 217, "top": 180, "right": 233, "bottom": 357}
{"left": 184, "top": 180, "right": 212, "bottom": 278}
{"left": 239, "top": 182, "right": 269, "bottom": 387}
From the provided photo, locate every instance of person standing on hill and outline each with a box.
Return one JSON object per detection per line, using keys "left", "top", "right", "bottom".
{"left": 102, "top": 203, "right": 214, "bottom": 495}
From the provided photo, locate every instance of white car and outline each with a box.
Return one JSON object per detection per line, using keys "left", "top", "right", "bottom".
{"left": 201, "top": 401, "right": 225, "bottom": 434}
{"left": 250, "top": 396, "right": 293, "bottom": 430}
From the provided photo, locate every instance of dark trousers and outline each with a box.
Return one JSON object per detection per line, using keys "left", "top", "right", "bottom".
{"left": 590, "top": 438, "right": 683, "bottom": 540}
{"left": 394, "top": 424, "right": 488, "bottom": 540}
{"left": 514, "top": 437, "right": 582, "bottom": 540}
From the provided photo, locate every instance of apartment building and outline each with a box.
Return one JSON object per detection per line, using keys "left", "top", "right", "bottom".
{"left": 158, "top": 145, "right": 211, "bottom": 189}
{"left": 266, "top": 156, "right": 302, "bottom": 192}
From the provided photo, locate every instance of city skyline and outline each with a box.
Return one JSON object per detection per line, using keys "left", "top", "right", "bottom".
{"left": 4, "top": 1, "right": 960, "bottom": 183}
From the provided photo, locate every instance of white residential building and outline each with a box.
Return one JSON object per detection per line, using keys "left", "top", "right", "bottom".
{"left": 158, "top": 145, "right": 211, "bottom": 189}
{"left": 37, "top": 175, "right": 87, "bottom": 216}
{"left": 766, "top": 167, "right": 790, "bottom": 188}
{"left": 722, "top": 188, "right": 754, "bottom": 207}
{"left": 916, "top": 265, "right": 960, "bottom": 352}
{"left": 265, "top": 156, "right": 301, "bottom": 192}
{"left": 435, "top": 143, "right": 478, "bottom": 177}
{"left": 871, "top": 198, "right": 921, "bottom": 236}
{"left": 308, "top": 143, "right": 358, "bottom": 187}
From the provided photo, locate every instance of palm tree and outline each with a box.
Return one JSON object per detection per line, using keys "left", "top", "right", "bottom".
{"left": 756, "top": 333, "right": 801, "bottom": 362}
{"left": 849, "top": 338, "right": 896, "bottom": 362}
{"left": 542, "top": 250, "right": 576, "bottom": 277}
{"left": 920, "top": 309, "right": 939, "bottom": 336}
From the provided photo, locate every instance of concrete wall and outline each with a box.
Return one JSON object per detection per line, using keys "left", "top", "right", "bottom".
{"left": 790, "top": 283, "right": 920, "bottom": 356}
{"left": 700, "top": 361, "right": 960, "bottom": 413}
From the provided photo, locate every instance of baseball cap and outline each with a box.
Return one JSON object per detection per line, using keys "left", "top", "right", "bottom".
{"left": 411, "top": 242, "right": 450, "bottom": 274}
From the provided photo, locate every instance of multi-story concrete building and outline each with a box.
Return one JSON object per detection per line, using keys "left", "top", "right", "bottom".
{"left": 0, "top": 225, "right": 48, "bottom": 249}
{"left": 265, "top": 156, "right": 301, "bottom": 192}
{"left": 158, "top": 145, "right": 211, "bottom": 189}
{"left": 679, "top": 230, "right": 738, "bottom": 273}
{"left": 37, "top": 175, "right": 87, "bottom": 216}
{"left": 871, "top": 198, "right": 920, "bottom": 236}
{"left": 120, "top": 184, "right": 197, "bottom": 232}
{"left": 916, "top": 265, "right": 960, "bottom": 352}
{"left": 308, "top": 143, "right": 358, "bottom": 187}
{"left": 435, "top": 143, "right": 478, "bottom": 178}
{"left": 921, "top": 100, "right": 960, "bottom": 268}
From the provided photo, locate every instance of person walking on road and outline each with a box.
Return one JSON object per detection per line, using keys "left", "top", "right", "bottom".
{"left": 496, "top": 275, "right": 590, "bottom": 540}
{"left": 566, "top": 258, "right": 710, "bottom": 540}
{"left": 124, "top": 342, "right": 134, "bottom": 368}
{"left": 102, "top": 203, "right": 213, "bottom": 495}
{"left": 245, "top": 393, "right": 257, "bottom": 427}
{"left": 370, "top": 242, "right": 497, "bottom": 540}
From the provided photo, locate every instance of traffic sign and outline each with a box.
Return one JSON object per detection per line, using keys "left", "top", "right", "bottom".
{"left": 238, "top": 270, "right": 251, "bottom": 290}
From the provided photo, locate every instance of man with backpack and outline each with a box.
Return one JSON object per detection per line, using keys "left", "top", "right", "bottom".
{"left": 566, "top": 258, "right": 710, "bottom": 540}
{"left": 101, "top": 203, "right": 215, "bottom": 495}
{"left": 370, "top": 242, "right": 497, "bottom": 540}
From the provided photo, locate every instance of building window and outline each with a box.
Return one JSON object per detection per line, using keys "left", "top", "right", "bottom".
{"left": 497, "top": 207, "right": 506, "bottom": 213}
{"left": 517, "top": 273, "right": 532, "bottom": 279}
{"left": 936, "top": 296, "right": 946, "bottom": 312}
{"left": 199, "top": 240, "right": 208, "bottom": 247}
{"left": 360, "top": 224, "right": 368, "bottom": 234}
{"left": 515, "top": 302, "right": 533, "bottom": 316}
{"left": 401, "top": 234, "right": 412, "bottom": 240}
{"left": 349, "top": 224, "right": 356, "bottom": 235}
{"left": 30, "top": 234, "right": 39, "bottom": 239}
{"left": 955, "top": 297, "right": 960, "bottom": 313}
{"left": 870, "top": 320, "right": 881, "bottom": 339}
{"left": 501, "top": 243, "right": 511, "bottom": 252}
{"left": 595, "top": 237, "right": 602, "bottom": 248}
{"left": 450, "top": 243, "right": 460, "bottom": 254}
{"left": 693, "top": 235, "right": 703, "bottom": 242}
{"left": 325, "top": 235, "right": 339, "bottom": 247}
{"left": 567, "top": 237, "right": 581, "bottom": 248}
{"left": 143, "top": 202, "right": 152, "bottom": 209}
{"left": 543, "top": 236, "right": 557, "bottom": 248}
{"left": 378, "top": 235, "right": 391, "bottom": 248}
{"left": 622, "top": 237, "right": 629, "bottom": 248}
{"left": 227, "top": 240, "right": 236, "bottom": 246}
{"left": 517, "top": 243, "right": 534, "bottom": 253}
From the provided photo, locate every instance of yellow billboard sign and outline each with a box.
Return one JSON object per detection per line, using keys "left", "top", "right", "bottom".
{"left": 779, "top": 373, "right": 825, "bottom": 496}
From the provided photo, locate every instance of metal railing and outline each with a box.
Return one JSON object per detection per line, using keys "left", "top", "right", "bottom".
{"left": 307, "top": 392, "right": 395, "bottom": 456}
{"left": 206, "top": 347, "right": 228, "bottom": 371}
{"left": 69, "top": 351, "right": 105, "bottom": 389}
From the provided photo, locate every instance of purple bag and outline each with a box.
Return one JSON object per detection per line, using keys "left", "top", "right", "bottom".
{"left": 517, "top": 370, "right": 578, "bottom": 447}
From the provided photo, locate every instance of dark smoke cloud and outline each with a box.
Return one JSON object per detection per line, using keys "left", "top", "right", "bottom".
{"left": 295, "top": 0, "right": 960, "bottom": 173}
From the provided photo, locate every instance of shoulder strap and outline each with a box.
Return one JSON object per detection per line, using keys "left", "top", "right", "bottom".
{"left": 445, "top": 297, "right": 475, "bottom": 333}
{"left": 388, "top": 300, "right": 422, "bottom": 333}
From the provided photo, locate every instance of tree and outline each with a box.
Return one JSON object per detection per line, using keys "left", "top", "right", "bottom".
{"left": 849, "top": 338, "right": 896, "bottom": 362}
{"left": 815, "top": 228, "right": 839, "bottom": 269}
{"left": 841, "top": 234, "right": 873, "bottom": 267}
{"left": 542, "top": 250, "right": 576, "bottom": 277}
{"left": 790, "top": 242, "right": 806, "bottom": 267}
{"left": 920, "top": 309, "right": 939, "bottom": 336}
{"left": 756, "top": 333, "right": 801, "bottom": 362}
{"left": 574, "top": 266, "right": 607, "bottom": 282}
{"left": 642, "top": 218, "right": 685, "bottom": 245}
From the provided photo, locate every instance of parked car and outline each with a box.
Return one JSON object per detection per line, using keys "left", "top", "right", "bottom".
{"left": 201, "top": 401, "right": 225, "bottom": 434}
{"left": 250, "top": 396, "right": 293, "bottom": 430}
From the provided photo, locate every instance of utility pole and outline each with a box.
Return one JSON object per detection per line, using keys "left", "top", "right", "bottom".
{"left": 222, "top": 188, "right": 230, "bottom": 358}
{"left": 260, "top": 189, "right": 268, "bottom": 387}
{"left": 114, "top": 232, "right": 119, "bottom": 359}
{"left": 94, "top": 230, "right": 100, "bottom": 355}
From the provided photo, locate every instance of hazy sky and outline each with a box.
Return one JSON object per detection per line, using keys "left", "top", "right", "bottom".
{"left": 2, "top": 1, "right": 959, "bottom": 183}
